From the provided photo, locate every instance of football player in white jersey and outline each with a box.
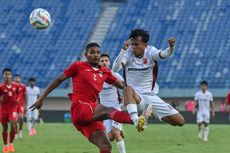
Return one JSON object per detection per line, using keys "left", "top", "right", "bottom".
{"left": 26, "top": 78, "right": 40, "bottom": 136}
{"left": 193, "top": 81, "right": 215, "bottom": 141}
{"left": 99, "top": 53, "right": 126, "bottom": 153}
{"left": 113, "top": 29, "right": 184, "bottom": 130}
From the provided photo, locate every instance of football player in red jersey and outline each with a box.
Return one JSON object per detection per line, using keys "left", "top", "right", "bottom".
{"left": 14, "top": 75, "right": 26, "bottom": 139}
{"left": 0, "top": 68, "right": 19, "bottom": 153}
{"left": 30, "top": 43, "right": 152, "bottom": 153}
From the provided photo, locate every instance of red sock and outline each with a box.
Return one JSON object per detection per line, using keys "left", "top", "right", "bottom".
{"left": 110, "top": 110, "right": 132, "bottom": 124}
{"left": 2, "top": 132, "right": 8, "bottom": 145}
{"left": 10, "top": 130, "right": 16, "bottom": 143}
{"left": 100, "top": 151, "right": 111, "bottom": 153}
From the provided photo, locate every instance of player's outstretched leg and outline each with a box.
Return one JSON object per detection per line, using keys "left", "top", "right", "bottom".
{"left": 2, "top": 123, "right": 9, "bottom": 153}
{"left": 123, "top": 86, "right": 153, "bottom": 132}
{"left": 161, "top": 113, "right": 185, "bottom": 126}
{"left": 89, "top": 130, "right": 112, "bottom": 153}
{"left": 93, "top": 104, "right": 132, "bottom": 124}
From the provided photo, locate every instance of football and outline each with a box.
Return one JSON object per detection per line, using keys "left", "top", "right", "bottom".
{"left": 29, "top": 8, "right": 51, "bottom": 30}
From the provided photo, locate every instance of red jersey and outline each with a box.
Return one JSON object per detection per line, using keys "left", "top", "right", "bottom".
{"left": 18, "top": 83, "right": 26, "bottom": 107}
{"left": 227, "top": 92, "right": 230, "bottom": 105}
{"left": 64, "top": 61, "right": 117, "bottom": 104}
{"left": 0, "top": 82, "right": 20, "bottom": 113}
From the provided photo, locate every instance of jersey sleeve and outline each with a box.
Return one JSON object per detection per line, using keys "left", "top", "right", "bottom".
{"left": 114, "top": 72, "right": 124, "bottom": 81}
{"left": 194, "top": 92, "right": 198, "bottom": 101}
{"left": 210, "top": 93, "right": 213, "bottom": 101}
{"left": 150, "top": 46, "right": 162, "bottom": 61}
{"left": 105, "top": 70, "right": 118, "bottom": 85}
{"left": 37, "top": 87, "right": 40, "bottom": 96}
{"left": 23, "top": 85, "right": 27, "bottom": 94}
{"left": 64, "top": 62, "right": 79, "bottom": 78}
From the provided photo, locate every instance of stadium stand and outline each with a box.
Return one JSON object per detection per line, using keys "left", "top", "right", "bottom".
{"left": 102, "top": 0, "right": 230, "bottom": 89}
{"left": 0, "top": 0, "right": 229, "bottom": 89}
{"left": 0, "top": 0, "right": 101, "bottom": 88}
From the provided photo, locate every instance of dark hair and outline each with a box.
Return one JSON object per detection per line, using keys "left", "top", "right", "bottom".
{"left": 2, "top": 68, "right": 11, "bottom": 74}
{"left": 29, "top": 77, "right": 36, "bottom": 82}
{"left": 129, "top": 29, "right": 149, "bottom": 43}
{"left": 100, "top": 53, "right": 110, "bottom": 61}
{"left": 85, "top": 42, "right": 100, "bottom": 52}
{"left": 200, "top": 80, "right": 208, "bottom": 86}
{"left": 14, "top": 74, "right": 21, "bottom": 77}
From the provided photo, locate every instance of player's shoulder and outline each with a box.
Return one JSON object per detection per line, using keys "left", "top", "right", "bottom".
{"left": 195, "top": 90, "right": 201, "bottom": 95}
{"left": 69, "top": 61, "right": 87, "bottom": 68}
{"left": 0, "top": 82, "right": 4, "bottom": 88}
{"left": 12, "top": 81, "right": 19, "bottom": 87}
{"left": 100, "top": 66, "right": 112, "bottom": 73}
{"left": 20, "top": 83, "right": 26, "bottom": 87}
{"left": 146, "top": 45, "right": 158, "bottom": 52}
{"left": 206, "top": 90, "right": 213, "bottom": 95}
{"left": 34, "top": 86, "right": 40, "bottom": 90}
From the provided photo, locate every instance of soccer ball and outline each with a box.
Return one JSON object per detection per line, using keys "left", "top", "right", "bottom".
{"left": 29, "top": 8, "right": 51, "bottom": 30}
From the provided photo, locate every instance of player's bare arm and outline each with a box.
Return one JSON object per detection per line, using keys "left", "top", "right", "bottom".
{"left": 30, "top": 73, "right": 68, "bottom": 110}
{"left": 210, "top": 101, "right": 215, "bottom": 118}
{"left": 113, "top": 80, "right": 126, "bottom": 89}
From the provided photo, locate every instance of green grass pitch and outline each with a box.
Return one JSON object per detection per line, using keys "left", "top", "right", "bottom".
{"left": 1, "top": 123, "right": 229, "bottom": 153}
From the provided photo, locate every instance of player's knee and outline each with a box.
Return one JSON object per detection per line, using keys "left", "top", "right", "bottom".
{"left": 112, "top": 129, "right": 122, "bottom": 140}
{"left": 176, "top": 116, "right": 185, "bottom": 127}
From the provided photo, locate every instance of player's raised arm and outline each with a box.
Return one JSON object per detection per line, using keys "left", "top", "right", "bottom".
{"left": 158, "top": 37, "right": 176, "bottom": 59}
{"left": 29, "top": 73, "right": 68, "bottom": 110}
{"left": 112, "top": 39, "right": 131, "bottom": 72}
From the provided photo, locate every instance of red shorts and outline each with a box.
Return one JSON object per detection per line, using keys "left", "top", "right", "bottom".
{"left": 70, "top": 100, "right": 105, "bottom": 139}
{"left": 17, "top": 106, "right": 25, "bottom": 116}
{"left": 1, "top": 111, "right": 18, "bottom": 124}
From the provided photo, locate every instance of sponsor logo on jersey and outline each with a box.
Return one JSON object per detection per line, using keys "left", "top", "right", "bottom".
{"left": 128, "top": 67, "right": 149, "bottom": 71}
{"left": 99, "top": 71, "right": 103, "bottom": 77}
{"left": 143, "top": 58, "right": 148, "bottom": 65}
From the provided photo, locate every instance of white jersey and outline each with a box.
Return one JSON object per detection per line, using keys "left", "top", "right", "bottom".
{"left": 194, "top": 90, "right": 213, "bottom": 114}
{"left": 99, "top": 72, "right": 123, "bottom": 108}
{"left": 26, "top": 86, "right": 40, "bottom": 108}
{"left": 121, "top": 45, "right": 163, "bottom": 94}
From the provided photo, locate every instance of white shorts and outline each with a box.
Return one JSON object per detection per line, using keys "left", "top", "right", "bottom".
{"left": 197, "top": 112, "right": 210, "bottom": 123}
{"left": 26, "top": 109, "right": 39, "bottom": 120}
{"left": 103, "top": 119, "right": 123, "bottom": 133}
{"left": 136, "top": 92, "right": 179, "bottom": 120}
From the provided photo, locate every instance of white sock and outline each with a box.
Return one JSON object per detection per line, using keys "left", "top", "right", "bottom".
{"left": 27, "top": 121, "right": 32, "bottom": 131}
{"left": 126, "top": 104, "right": 138, "bottom": 125}
{"left": 198, "top": 127, "right": 202, "bottom": 139}
{"left": 204, "top": 127, "right": 209, "bottom": 140}
{"left": 116, "top": 140, "right": 126, "bottom": 153}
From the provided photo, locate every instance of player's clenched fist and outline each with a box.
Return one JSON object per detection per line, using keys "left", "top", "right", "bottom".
{"left": 168, "top": 37, "right": 176, "bottom": 47}
{"left": 123, "top": 39, "right": 132, "bottom": 50}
